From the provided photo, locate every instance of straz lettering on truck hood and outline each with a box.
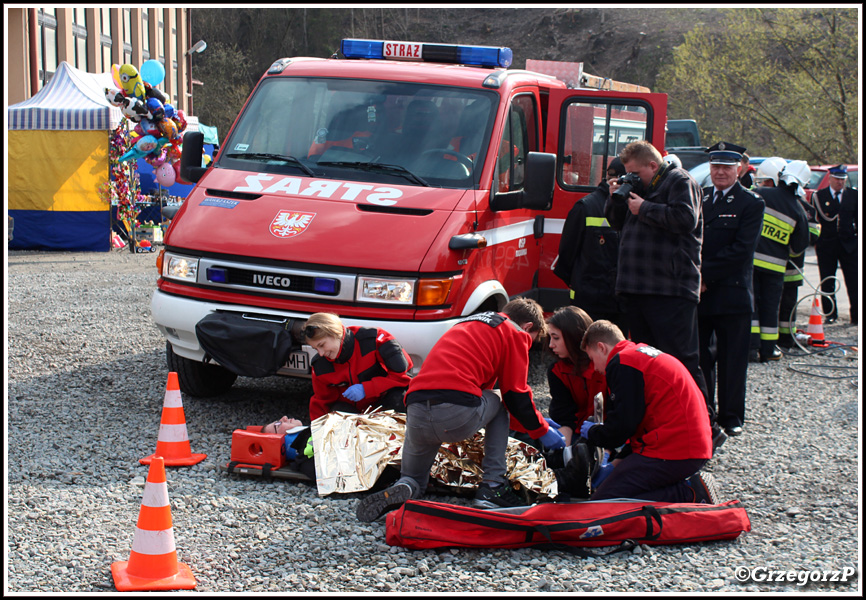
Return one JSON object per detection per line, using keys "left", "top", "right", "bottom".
{"left": 234, "top": 173, "right": 404, "bottom": 206}
{"left": 168, "top": 170, "right": 470, "bottom": 270}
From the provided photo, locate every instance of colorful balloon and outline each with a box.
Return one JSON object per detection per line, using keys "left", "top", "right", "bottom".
{"left": 146, "top": 97, "right": 165, "bottom": 121}
{"left": 173, "top": 109, "right": 187, "bottom": 133}
{"left": 156, "top": 162, "right": 177, "bottom": 187}
{"left": 157, "top": 118, "right": 178, "bottom": 141}
{"left": 139, "top": 59, "right": 166, "bottom": 87}
{"left": 135, "top": 135, "right": 159, "bottom": 155}
{"left": 163, "top": 103, "right": 176, "bottom": 120}
{"left": 104, "top": 87, "right": 125, "bottom": 106}
{"left": 120, "top": 96, "right": 149, "bottom": 122}
{"left": 115, "top": 63, "right": 146, "bottom": 100}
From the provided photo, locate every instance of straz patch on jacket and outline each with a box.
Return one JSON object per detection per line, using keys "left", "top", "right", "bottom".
{"left": 458, "top": 312, "right": 506, "bottom": 328}
{"left": 269, "top": 211, "right": 316, "bottom": 239}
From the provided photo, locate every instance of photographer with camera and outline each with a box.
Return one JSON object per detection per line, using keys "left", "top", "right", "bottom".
{"left": 605, "top": 141, "right": 722, "bottom": 451}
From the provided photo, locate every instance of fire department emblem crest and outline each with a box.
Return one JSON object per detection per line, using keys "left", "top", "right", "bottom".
{"left": 269, "top": 210, "right": 316, "bottom": 239}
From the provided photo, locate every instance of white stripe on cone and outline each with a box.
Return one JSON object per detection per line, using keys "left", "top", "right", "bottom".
{"left": 131, "top": 527, "right": 177, "bottom": 556}
{"left": 141, "top": 481, "right": 170, "bottom": 508}
{"left": 163, "top": 388, "right": 183, "bottom": 409}
{"left": 157, "top": 423, "right": 190, "bottom": 443}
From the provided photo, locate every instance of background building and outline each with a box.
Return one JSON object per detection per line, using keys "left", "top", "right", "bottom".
{"left": 7, "top": 7, "right": 197, "bottom": 115}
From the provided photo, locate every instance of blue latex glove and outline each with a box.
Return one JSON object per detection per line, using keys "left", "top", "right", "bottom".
{"left": 592, "top": 451, "right": 613, "bottom": 489}
{"left": 342, "top": 384, "right": 365, "bottom": 402}
{"left": 579, "top": 420, "right": 596, "bottom": 439}
{"left": 539, "top": 426, "right": 566, "bottom": 450}
{"left": 544, "top": 417, "right": 561, "bottom": 430}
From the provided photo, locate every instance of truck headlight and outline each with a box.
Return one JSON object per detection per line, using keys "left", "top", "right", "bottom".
{"left": 356, "top": 277, "right": 414, "bottom": 304}
{"left": 163, "top": 254, "right": 199, "bottom": 282}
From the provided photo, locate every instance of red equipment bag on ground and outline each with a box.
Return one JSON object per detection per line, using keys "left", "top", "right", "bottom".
{"left": 386, "top": 498, "right": 750, "bottom": 552}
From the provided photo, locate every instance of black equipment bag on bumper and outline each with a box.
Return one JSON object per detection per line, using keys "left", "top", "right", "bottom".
{"left": 195, "top": 312, "right": 297, "bottom": 378}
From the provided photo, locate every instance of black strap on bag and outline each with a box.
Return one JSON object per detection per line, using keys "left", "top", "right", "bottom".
{"left": 533, "top": 524, "right": 638, "bottom": 557}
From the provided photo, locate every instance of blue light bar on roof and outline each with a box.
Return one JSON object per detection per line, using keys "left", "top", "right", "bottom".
{"left": 340, "top": 39, "right": 512, "bottom": 68}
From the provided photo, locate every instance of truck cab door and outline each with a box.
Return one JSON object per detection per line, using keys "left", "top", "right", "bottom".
{"left": 538, "top": 89, "right": 668, "bottom": 306}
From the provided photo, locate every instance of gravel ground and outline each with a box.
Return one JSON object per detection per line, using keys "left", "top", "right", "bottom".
{"left": 5, "top": 247, "right": 861, "bottom": 594}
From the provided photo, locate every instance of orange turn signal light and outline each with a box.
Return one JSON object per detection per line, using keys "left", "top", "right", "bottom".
{"left": 417, "top": 278, "right": 453, "bottom": 306}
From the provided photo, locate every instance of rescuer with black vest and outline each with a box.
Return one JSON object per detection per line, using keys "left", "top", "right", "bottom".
{"left": 578, "top": 320, "right": 720, "bottom": 504}
{"left": 555, "top": 157, "right": 628, "bottom": 333}
{"left": 304, "top": 312, "right": 413, "bottom": 421}
{"left": 750, "top": 161, "right": 811, "bottom": 362}
{"left": 697, "top": 142, "right": 765, "bottom": 438}
{"left": 813, "top": 164, "right": 858, "bottom": 325}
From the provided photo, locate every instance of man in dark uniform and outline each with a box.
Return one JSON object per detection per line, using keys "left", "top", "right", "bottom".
{"left": 697, "top": 142, "right": 765, "bottom": 438}
{"left": 751, "top": 161, "right": 811, "bottom": 361}
{"left": 555, "top": 157, "right": 627, "bottom": 333}
{"left": 738, "top": 152, "right": 755, "bottom": 189}
{"left": 814, "top": 164, "right": 858, "bottom": 325}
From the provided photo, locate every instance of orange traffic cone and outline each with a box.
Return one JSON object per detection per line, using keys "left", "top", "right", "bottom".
{"left": 807, "top": 297, "right": 828, "bottom": 347}
{"left": 140, "top": 372, "right": 206, "bottom": 466}
{"left": 111, "top": 456, "right": 196, "bottom": 591}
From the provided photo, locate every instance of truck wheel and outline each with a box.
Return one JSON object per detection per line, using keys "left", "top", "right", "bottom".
{"left": 166, "top": 341, "right": 238, "bottom": 397}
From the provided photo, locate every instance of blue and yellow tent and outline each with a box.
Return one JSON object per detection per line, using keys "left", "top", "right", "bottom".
{"left": 8, "top": 62, "right": 123, "bottom": 251}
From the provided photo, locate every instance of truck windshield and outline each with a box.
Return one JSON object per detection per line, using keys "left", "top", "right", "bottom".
{"left": 219, "top": 77, "right": 498, "bottom": 189}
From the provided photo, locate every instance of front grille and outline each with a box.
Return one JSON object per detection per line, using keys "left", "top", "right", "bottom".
{"left": 226, "top": 267, "right": 337, "bottom": 295}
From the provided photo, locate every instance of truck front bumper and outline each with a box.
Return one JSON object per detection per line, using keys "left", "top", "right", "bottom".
{"left": 150, "top": 289, "right": 462, "bottom": 375}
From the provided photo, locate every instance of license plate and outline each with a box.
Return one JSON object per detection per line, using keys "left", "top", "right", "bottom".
{"left": 284, "top": 350, "right": 310, "bottom": 374}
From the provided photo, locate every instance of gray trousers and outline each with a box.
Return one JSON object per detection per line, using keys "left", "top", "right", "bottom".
{"left": 396, "top": 389, "right": 509, "bottom": 497}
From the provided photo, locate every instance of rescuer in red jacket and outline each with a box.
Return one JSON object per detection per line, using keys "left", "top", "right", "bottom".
{"left": 304, "top": 312, "right": 412, "bottom": 422}
{"left": 546, "top": 305, "right": 608, "bottom": 446}
{"left": 356, "top": 298, "right": 566, "bottom": 522}
{"left": 577, "top": 320, "right": 721, "bottom": 504}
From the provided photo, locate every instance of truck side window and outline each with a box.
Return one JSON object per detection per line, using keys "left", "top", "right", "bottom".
{"left": 560, "top": 101, "right": 648, "bottom": 189}
{"left": 497, "top": 94, "right": 538, "bottom": 193}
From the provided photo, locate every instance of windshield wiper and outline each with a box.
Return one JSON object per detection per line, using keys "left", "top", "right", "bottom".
{"left": 317, "top": 161, "right": 430, "bottom": 187}
{"left": 224, "top": 152, "right": 316, "bottom": 177}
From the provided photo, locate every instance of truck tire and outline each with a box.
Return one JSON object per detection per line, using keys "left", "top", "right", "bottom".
{"left": 166, "top": 341, "right": 238, "bottom": 397}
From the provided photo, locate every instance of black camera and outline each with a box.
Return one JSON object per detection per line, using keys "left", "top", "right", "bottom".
{"left": 611, "top": 172, "right": 643, "bottom": 201}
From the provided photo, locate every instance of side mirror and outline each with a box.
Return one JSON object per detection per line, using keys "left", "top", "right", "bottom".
{"left": 490, "top": 151, "right": 556, "bottom": 212}
{"left": 180, "top": 131, "right": 207, "bottom": 184}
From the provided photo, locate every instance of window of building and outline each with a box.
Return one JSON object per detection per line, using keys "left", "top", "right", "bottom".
{"left": 122, "top": 8, "right": 132, "bottom": 64}
{"left": 157, "top": 17, "right": 165, "bottom": 60}
{"left": 36, "top": 9, "right": 58, "bottom": 89}
{"left": 141, "top": 9, "right": 150, "bottom": 60}
{"left": 100, "top": 8, "right": 112, "bottom": 71}
{"left": 171, "top": 60, "right": 179, "bottom": 106}
{"left": 72, "top": 8, "right": 87, "bottom": 70}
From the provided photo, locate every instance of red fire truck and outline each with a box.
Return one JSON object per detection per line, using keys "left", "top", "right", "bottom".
{"left": 152, "top": 39, "right": 667, "bottom": 396}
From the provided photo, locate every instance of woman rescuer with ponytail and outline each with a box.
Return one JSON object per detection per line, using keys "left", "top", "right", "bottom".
{"left": 304, "top": 313, "right": 413, "bottom": 421}
{"left": 546, "top": 306, "right": 609, "bottom": 445}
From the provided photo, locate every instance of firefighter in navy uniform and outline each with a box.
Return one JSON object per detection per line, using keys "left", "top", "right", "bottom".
{"left": 813, "top": 164, "right": 858, "bottom": 325}
{"left": 750, "top": 161, "right": 811, "bottom": 362}
{"left": 697, "top": 142, "right": 765, "bottom": 438}
{"left": 555, "top": 157, "right": 627, "bottom": 332}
